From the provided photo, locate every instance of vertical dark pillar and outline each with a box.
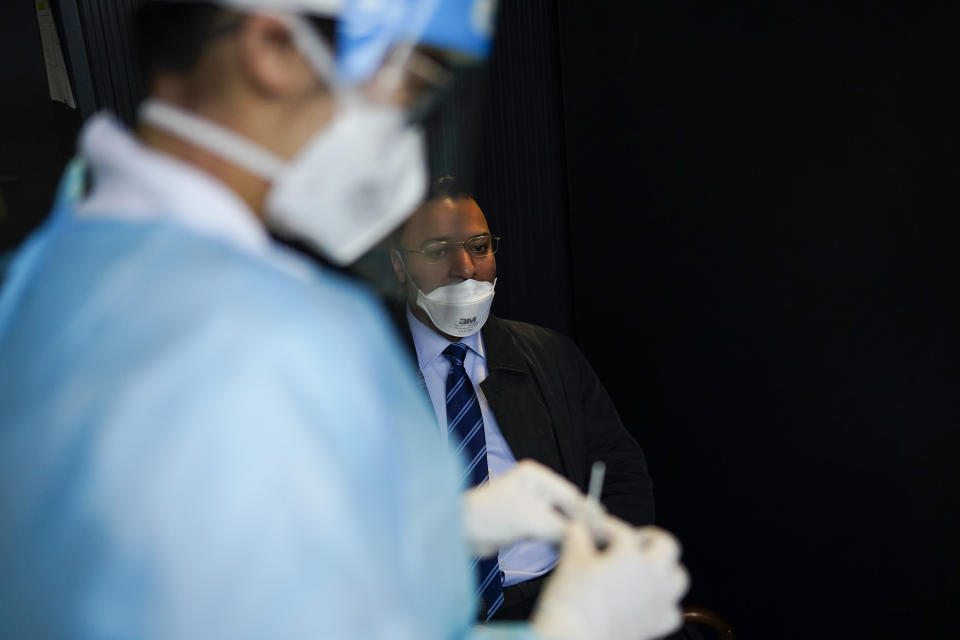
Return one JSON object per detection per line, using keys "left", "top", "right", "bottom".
{"left": 0, "top": 0, "right": 82, "bottom": 252}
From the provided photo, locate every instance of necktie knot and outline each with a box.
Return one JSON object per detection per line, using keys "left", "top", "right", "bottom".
{"left": 442, "top": 342, "right": 469, "bottom": 368}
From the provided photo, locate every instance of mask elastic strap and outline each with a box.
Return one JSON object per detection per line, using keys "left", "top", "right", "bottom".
{"left": 281, "top": 13, "right": 340, "bottom": 89}
{"left": 137, "top": 14, "right": 346, "bottom": 181}
{"left": 139, "top": 98, "right": 287, "bottom": 181}
{"left": 393, "top": 249, "right": 424, "bottom": 295}
{"left": 371, "top": 0, "right": 443, "bottom": 93}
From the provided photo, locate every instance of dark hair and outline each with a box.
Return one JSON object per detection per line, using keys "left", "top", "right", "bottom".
{"left": 386, "top": 175, "right": 476, "bottom": 247}
{"left": 428, "top": 174, "right": 474, "bottom": 202}
{"left": 132, "top": 1, "right": 336, "bottom": 86}
{"left": 132, "top": 2, "right": 235, "bottom": 84}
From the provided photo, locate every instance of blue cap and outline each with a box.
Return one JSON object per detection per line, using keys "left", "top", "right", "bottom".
{"left": 337, "top": 0, "right": 497, "bottom": 84}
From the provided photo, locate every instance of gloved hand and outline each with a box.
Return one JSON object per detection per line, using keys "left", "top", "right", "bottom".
{"left": 461, "top": 459, "right": 594, "bottom": 557}
{"left": 531, "top": 518, "right": 689, "bottom": 640}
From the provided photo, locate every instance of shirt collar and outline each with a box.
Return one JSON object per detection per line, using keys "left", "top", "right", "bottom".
{"left": 75, "top": 112, "right": 271, "bottom": 257}
{"left": 406, "top": 304, "right": 485, "bottom": 371}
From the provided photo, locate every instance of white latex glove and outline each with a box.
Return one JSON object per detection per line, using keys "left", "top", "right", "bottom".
{"left": 531, "top": 518, "right": 689, "bottom": 640}
{"left": 461, "top": 459, "right": 594, "bottom": 557}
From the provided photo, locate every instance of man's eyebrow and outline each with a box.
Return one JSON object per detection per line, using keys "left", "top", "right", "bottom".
{"left": 421, "top": 235, "right": 452, "bottom": 244}
{"left": 420, "top": 232, "right": 491, "bottom": 244}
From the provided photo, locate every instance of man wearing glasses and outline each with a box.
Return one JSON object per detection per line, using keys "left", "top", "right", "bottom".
{"left": 390, "top": 176, "right": 656, "bottom": 622}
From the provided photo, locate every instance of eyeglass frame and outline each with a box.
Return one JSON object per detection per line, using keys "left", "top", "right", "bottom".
{"left": 399, "top": 233, "right": 501, "bottom": 264}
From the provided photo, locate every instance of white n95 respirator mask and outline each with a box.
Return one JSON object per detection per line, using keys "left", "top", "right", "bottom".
{"left": 416, "top": 278, "right": 497, "bottom": 337}
{"left": 137, "top": 14, "right": 427, "bottom": 266}
{"left": 264, "top": 97, "right": 426, "bottom": 265}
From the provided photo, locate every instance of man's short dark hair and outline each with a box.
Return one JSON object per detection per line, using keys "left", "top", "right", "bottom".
{"left": 132, "top": 2, "right": 237, "bottom": 85}
{"left": 428, "top": 175, "right": 474, "bottom": 202}
{"left": 386, "top": 176, "right": 474, "bottom": 248}
{"left": 132, "top": 1, "right": 336, "bottom": 86}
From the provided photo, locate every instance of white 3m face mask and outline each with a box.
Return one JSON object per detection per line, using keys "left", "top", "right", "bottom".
{"left": 137, "top": 15, "right": 427, "bottom": 266}
{"left": 416, "top": 278, "right": 497, "bottom": 337}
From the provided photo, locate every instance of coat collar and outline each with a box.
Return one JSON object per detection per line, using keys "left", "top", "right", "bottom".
{"left": 392, "top": 301, "right": 529, "bottom": 378}
{"left": 478, "top": 314, "right": 528, "bottom": 375}
{"left": 76, "top": 113, "right": 270, "bottom": 255}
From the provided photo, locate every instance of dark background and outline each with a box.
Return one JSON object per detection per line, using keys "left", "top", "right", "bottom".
{"left": 0, "top": 1, "right": 81, "bottom": 255}
{"left": 3, "top": 1, "right": 959, "bottom": 637}
{"left": 450, "top": 1, "right": 960, "bottom": 636}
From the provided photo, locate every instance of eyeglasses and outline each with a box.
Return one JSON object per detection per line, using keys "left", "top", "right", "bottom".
{"left": 402, "top": 234, "right": 501, "bottom": 264}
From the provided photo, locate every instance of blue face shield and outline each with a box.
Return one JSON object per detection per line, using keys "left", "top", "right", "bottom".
{"left": 337, "top": 0, "right": 498, "bottom": 85}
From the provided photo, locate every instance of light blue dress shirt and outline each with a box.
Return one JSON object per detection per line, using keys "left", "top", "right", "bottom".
{"left": 407, "top": 308, "right": 560, "bottom": 587}
{"left": 0, "top": 116, "right": 536, "bottom": 640}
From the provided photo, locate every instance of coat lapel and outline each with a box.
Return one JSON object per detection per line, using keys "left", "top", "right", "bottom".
{"left": 479, "top": 316, "right": 565, "bottom": 475}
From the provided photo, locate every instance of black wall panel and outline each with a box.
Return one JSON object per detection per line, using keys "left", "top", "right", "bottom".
{"left": 74, "top": 0, "right": 144, "bottom": 124}
{"left": 465, "top": 0, "right": 574, "bottom": 337}
{"left": 556, "top": 1, "right": 960, "bottom": 636}
{"left": 0, "top": 1, "right": 82, "bottom": 252}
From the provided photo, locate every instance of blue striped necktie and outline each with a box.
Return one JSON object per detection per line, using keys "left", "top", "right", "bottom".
{"left": 442, "top": 342, "right": 504, "bottom": 620}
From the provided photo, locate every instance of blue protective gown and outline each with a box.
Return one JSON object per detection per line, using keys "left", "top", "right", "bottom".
{"left": 0, "top": 155, "right": 537, "bottom": 638}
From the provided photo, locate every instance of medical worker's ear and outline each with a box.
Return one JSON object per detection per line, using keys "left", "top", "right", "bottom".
{"left": 236, "top": 15, "right": 321, "bottom": 98}
{"left": 389, "top": 249, "right": 407, "bottom": 285}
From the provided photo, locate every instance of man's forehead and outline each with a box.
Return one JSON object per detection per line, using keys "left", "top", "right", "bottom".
{"left": 404, "top": 196, "right": 488, "bottom": 241}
